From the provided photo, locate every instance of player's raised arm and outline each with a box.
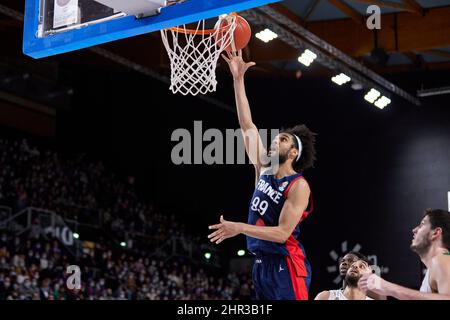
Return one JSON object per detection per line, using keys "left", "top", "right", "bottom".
{"left": 222, "top": 50, "right": 266, "bottom": 173}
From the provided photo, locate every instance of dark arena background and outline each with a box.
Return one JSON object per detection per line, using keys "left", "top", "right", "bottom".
{"left": 0, "top": 0, "right": 449, "bottom": 302}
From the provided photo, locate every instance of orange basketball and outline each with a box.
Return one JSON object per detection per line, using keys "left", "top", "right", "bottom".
{"left": 217, "top": 15, "right": 251, "bottom": 52}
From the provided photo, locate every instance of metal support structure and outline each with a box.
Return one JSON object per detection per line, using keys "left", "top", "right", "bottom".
{"left": 252, "top": 6, "right": 421, "bottom": 106}
{"left": 0, "top": 206, "right": 12, "bottom": 229}
{"left": 0, "top": 3, "right": 23, "bottom": 21}
{"left": 241, "top": 9, "right": 391, "bottom": 100}
{"left": 0, "top": 207, "right": 29, "bottom": 232}
{"left": 0, "top": 3, "right": 421, "bottom": 108}
{"left": 417, "top": 86, "right": 450, "bottom": 97}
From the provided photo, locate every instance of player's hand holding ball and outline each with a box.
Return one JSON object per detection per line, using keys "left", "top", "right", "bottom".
{"left": 221, "top": 50, "right": 255, "bottom": 81}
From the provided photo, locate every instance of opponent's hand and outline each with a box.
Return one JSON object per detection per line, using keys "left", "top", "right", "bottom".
{"left": 358, "top": 273, "right": 389, "bottom": 296}
{"left": 221, "top": 50, "right": 255, "bottom": 80}
{"left": 208, "top": 215, "right": 242, "bottom": 244}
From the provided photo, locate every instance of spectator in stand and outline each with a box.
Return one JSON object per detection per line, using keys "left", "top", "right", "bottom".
{"left": 0, "top": 137, "right": 255, "bottom": 300}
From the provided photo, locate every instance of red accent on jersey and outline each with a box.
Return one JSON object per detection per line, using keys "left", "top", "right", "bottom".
{"left": 255, "top": 218, "right": 266, "bottom": 227}
{"left": 285, "top": 241, "right": 309, "bottom": 300}
{"left": 285, "top": 235, "right": 308, "bottom": 277}
{"left": 300, "top": 194, "right": 314, "bottom": 222}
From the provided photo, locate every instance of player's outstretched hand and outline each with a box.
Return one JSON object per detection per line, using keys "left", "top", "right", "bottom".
{"left": 221, "top": 50, "right": 255, "bottom": 80}
{"left": 208, "top": 215, "right": 242, "bottom": 244}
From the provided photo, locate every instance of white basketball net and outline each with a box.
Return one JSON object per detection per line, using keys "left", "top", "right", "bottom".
{"left": 161, "top": 14, "right": 237, "bottom": 96}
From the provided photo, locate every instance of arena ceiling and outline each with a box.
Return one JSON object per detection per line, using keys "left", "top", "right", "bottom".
{"left": 271, "top": 0, "right": 450, "bottom": 73}
{"left": 0, "top": 0, "right": 449, "bottom": 109}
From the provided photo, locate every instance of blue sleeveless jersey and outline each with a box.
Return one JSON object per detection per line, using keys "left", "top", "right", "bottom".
{"left": 246, "top": 171, "right": 313, "bottom": 257}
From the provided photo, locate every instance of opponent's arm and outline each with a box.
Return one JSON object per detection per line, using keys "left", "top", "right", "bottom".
{"left": 358, "top": 257, "right": 450, "bottom": 300}
{"left": 222, "top": 50, "right": 266, "bottom": 175}
{"left": 434, "top": 255, "right": 450, "bottom": 297}
{"left": 208, "top": 179, "right": 310, "bottom": 244}
{"left": 381, "top": 281, "right": 450, "bottom": 300}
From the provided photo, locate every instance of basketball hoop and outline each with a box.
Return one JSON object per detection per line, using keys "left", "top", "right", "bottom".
{"left": 160, "top": 13, "right": 238, "bottom": 96}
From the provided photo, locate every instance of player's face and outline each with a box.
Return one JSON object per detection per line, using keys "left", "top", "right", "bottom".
{"left": 411, "top": 216, "right": 433, "bottom": 254}
{"left": 347, "top": 260, "right": 370, "bottom": 277}
{"left": 339, "top": 253, "right": 359, "bottom": 276}
{"left": 268, "top": 133, "right": 296, "bottom": 163}
{"left": 345, "top": 260, "right": 371, "bottom": 287}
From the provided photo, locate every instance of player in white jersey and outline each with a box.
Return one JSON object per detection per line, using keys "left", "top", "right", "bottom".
{"left": 358, "top": 209, "right": 450, "bottom": 300}
{"left": 339, "top": 252, "right": 368, "bottom": 288}
{"left": 315, "top": 260, "right": 373, "bottom": 300}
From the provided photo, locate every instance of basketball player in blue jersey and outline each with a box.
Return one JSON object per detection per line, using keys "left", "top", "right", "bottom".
{"left": 208, "top": 50, "right": 317, "bottom": 300}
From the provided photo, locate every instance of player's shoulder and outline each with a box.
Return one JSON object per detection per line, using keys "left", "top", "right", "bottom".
{"left": 431, "top": 252, "right": 450, "bottom": 271}
{"left": 429, "top": 253, "right": 450, "bottom": 280}
{"left": 314, "top": 290, "right": 330, "bottom": 300}
{"left": 289, "top": 175, "right": 310, "bottom": 193}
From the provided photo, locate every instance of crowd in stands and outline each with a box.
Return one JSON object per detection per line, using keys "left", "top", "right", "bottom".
{"left": 0, "top": 137, "right": 254, "bottom": 300}
{"left": 0, "top": 231, "right": 253, "bottom": 300}
{"left": 0, "top": 138, "right": 181, "bottom": 245}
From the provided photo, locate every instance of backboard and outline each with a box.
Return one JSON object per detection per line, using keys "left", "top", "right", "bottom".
{"left": 23, "top": 0, "right": 281, "bottom": 59}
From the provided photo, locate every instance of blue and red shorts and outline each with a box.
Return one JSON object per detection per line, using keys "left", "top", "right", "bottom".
{"left": 252, "top": 253, "right": 311, "bottom": 300}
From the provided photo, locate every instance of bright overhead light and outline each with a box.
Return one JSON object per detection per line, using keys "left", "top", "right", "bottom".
{"left": 120, "top": 241, "right": 126, "bottom": 247}
{"left": 298, "top": 56, "right": 312, "bottom": 66}
{"left": 364, "top": 88, "right": 381, "bottom": 103}
{"left": 364, "top": 89, "right": 391, "bottom": 109}
{"left": 204, "top": 252, "right": 211, "bottom": 260}
{"left": 298, "top": 49, "right": 317, "bottom": 67}
{"left": 237, "top": 250, "right": 246, "bottom": 256}
{"left": 73, "top": 233, "right": 79, "bottom": 239}
{"left": 374, "top": 96, "right": 391, "bottom": 109}
{"left": 255, "top": 28, "right": 278, "bottom": 43}
{"left": 331, "top": 73, "right": 351, "bottom": 85}
{"left": 304, "top": 49, "right": 317, "bottom": 59}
